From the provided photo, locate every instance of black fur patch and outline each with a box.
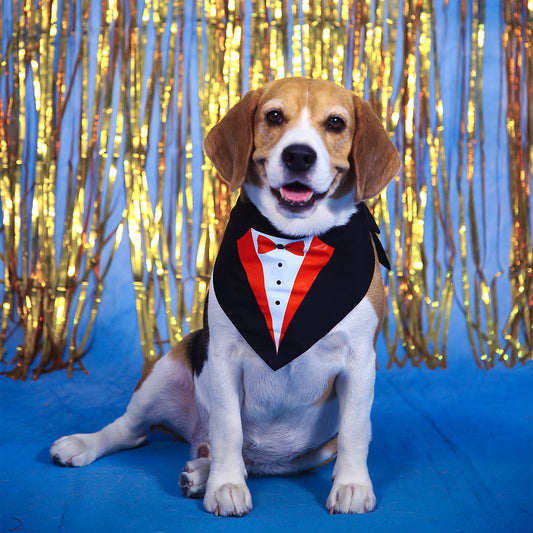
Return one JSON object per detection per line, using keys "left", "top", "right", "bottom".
{"left": 186, "top": 296, "right": 210, "bottom": 376}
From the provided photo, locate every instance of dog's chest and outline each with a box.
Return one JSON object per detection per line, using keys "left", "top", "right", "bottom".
{"left": 243, "top": 341, "right": 341, "bottom": 409}
{"left": 237, "top": 334, "right": 347, "bottom": 452}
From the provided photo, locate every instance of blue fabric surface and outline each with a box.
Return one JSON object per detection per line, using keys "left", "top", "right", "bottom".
{"left": 1, "top": 316, "right": 531, "bottom": 532}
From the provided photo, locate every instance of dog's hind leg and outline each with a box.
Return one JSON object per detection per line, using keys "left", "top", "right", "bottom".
{"left": 179, "top": 441, "right": 212, "bottom": 498}
{"left": 50, "top": 340, "right": 197, "bottom": 467}
{"left": 180, "top": 457, "right": 211, "bottom": 498}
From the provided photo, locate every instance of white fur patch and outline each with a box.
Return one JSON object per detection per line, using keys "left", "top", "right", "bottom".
{"left": 244, "top": 182, "right": 357, "bottom": 237}
{"left": 264, "top": 108, "right": 332, "bottom": 193}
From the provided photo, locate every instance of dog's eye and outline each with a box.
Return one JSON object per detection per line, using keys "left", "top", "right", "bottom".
{"left": 326, "top": 115, "right": 346, "bottom": 132}
{"left": 265, "top": 109, "right": 284, "bottom": 126}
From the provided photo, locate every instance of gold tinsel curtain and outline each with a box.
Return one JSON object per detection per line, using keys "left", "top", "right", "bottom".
{"left": 0, "top": 0, "right": 531, "bottom": 380}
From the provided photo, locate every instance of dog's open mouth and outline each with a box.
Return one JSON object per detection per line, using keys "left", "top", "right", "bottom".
{"left": 272, "top": 182, "right": 326, "bottom": 210}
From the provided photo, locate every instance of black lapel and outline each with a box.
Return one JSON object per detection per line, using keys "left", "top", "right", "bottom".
{"left": 212, "top": 202, "right": 277, "bottom": 363}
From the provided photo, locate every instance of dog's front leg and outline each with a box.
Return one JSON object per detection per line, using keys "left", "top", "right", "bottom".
{"left": 202, "top": 347, "right": 252, "bottom": 517}
{"left": 326, "top": 352, "right": 376, "bottom": 514}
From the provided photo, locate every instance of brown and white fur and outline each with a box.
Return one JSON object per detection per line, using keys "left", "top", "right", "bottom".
{"left": 50, "top": 77, "right": 400, "bottom": 516}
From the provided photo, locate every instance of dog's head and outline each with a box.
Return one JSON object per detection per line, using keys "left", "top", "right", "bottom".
{"left": 204, "top": 77, "right": 400, "bottom": 236}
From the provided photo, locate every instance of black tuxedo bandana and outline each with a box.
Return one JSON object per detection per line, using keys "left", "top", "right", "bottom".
{"left": 212, "top": 199, "right": 390, "bottom": 371}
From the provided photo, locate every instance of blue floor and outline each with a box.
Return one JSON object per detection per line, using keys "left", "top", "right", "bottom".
{"left": 1, "top": 314, "right": 531, "bottom": 533}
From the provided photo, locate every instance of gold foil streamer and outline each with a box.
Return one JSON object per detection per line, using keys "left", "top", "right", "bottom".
{"left": 452, "top": 0, "right": 532, "bottom": 367}
{"left": 345, "top": 0, "right": 455, "bottom": 368}
{"left": 193, "top": 0, "right": 245, "bottom": 337}
{"left": 1, "top": 0, "right": 531, "bottom": 379}
{"left": 500, "top": 0, "right": 532, "bottom": 364}
{"left": 0, "top": 0, "right": 126, "bottom": 379}
{"left": 120, "top": 0, "right": 199, "bottom": 373}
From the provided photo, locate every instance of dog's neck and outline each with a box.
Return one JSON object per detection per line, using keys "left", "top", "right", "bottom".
{"left": 242, "top": 183, "right": 358, "bottom": 237}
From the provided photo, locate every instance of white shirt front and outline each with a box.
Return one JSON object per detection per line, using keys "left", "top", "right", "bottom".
{"left": 250, "top": 229, "right": 313, "bottom": 349}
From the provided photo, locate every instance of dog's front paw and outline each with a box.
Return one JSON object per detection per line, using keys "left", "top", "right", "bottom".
{"left": 326, "top": 482, "right": 376, "bottom": 514}
{"left": 50, "top": 434, "right": 98, "bottom": 467}
{"left": 203, "top": 482, "right": 252, "bottom": 517}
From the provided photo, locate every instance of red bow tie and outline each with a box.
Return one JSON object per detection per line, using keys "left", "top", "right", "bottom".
{"left": 257, "top": 235, "right": 305, "bottom": 256}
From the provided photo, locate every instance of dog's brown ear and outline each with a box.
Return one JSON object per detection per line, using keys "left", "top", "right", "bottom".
{"left": 351, "top": 96, "right": 401, "bottom": 202}
{"left": 203, "top": 89, "right": 262, "bottom": 191}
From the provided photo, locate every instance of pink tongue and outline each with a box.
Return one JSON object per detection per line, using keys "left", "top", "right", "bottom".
{"left": 281, "top": 186, "right": 313, "bottom": 203}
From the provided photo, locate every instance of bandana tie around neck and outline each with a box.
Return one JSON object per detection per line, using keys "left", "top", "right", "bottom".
{"left": 212, "top": 198, "right": 390, "bottom": 371}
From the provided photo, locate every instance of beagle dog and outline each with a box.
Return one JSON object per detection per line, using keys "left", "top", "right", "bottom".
{"left": 50, "top": 77, "right": 400, "bottom": 516}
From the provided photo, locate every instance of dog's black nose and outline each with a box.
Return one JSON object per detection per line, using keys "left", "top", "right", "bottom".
{"left": 282, "top": 144, "right": 317, "bottom": 173}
